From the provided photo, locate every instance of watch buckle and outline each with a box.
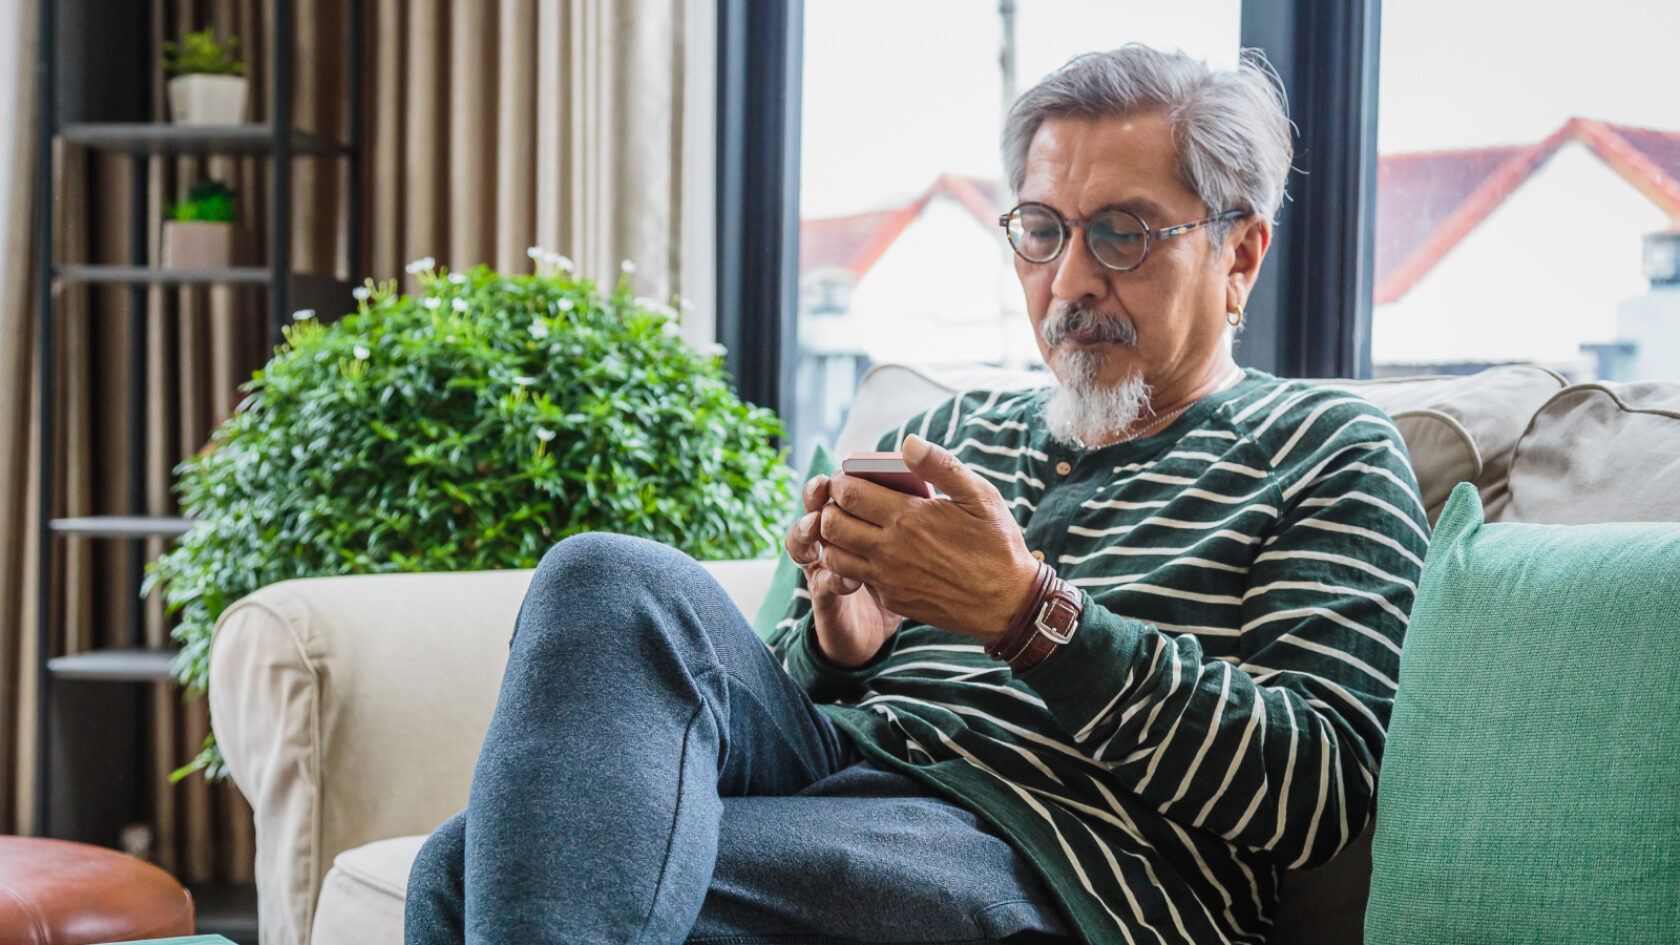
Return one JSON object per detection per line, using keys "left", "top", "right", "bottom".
{"left": 1033, "top": 597, "right": 1078, "bottom": 645}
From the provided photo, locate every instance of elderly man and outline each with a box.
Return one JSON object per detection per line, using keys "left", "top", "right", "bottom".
{"left": 406, "top": 45, "right": 1427, "bottom": 945}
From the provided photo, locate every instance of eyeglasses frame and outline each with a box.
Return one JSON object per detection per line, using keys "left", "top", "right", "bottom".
{"left": 998, "top": 202, "right": 1248, "bottom": 273}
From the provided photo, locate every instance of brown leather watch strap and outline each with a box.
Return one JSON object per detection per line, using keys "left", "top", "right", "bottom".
{"left": 986, "top": 564, "right": 1082, "bottom": 672}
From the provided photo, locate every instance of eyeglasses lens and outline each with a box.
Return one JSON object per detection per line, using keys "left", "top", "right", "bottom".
{"left": 1088, "top": 211, "right": 1148, "bottom": 270}
{"left": 1008, "top": 206, "right": 1064, "bottom": 263}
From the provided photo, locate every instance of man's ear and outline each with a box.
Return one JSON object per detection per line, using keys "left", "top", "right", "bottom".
{"left": 1222, "top": 215, "right": 1271, "bottom": 315}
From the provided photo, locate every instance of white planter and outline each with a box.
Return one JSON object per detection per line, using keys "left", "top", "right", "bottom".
{"left": 167, "top": 74, "right": 248, "bottom": 125}
{"left": 161, "top": 221, "right": 252, "bottom": 269}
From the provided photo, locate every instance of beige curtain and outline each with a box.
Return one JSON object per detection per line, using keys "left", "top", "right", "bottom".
{"left": 2, "top": 0, "right": 710, "bottom": 890}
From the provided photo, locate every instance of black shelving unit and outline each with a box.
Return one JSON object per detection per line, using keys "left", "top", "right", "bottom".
{"left": 33, "top": 1, "right": 362, "bottom": 940}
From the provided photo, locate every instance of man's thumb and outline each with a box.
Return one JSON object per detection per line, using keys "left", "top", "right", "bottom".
{"left": 902, "top": 434, "right": 984, "bottom": 505}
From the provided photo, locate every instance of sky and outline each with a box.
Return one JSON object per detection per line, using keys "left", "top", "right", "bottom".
{"left": 798, "top": 0, "right": 1680, "bottom": 218}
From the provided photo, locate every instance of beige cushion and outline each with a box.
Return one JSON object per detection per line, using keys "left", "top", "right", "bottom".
{"left": 309, "top": 835, "right": 424, "bottom": 945}
{"left": 1504, "top": 381, "right": 1680, "bottom": 524}
{"left": 209, "top": 559, "right": 777, "bottom": 945}
{"left": 835, "top": 362, "right": 1051, "bottom": 456}
{"left": 1313, "top": 366, "right": 1566, "bottom": 523}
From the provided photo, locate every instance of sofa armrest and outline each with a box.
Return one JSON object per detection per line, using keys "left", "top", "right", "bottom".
{"left": 208, "top": 557, "right": 776, "bottom": 945}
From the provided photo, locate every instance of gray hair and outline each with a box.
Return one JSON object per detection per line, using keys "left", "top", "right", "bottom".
{"left": 1002, "top": 45, "right": 1292, "bottom": 242}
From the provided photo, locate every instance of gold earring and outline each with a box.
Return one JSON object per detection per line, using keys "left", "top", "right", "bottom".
{"left": 1227, "top": 305, "right": 1244, "bottom": 328}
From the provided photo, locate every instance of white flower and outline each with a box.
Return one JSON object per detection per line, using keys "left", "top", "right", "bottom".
{"left": 700, "top": 342, "right": 728, "bottom": 358}
{"left": 452, "top": 297, "right": 470, "bottom": 312}
{"left": 351, "top": 286, "right": 372, "bottom": 300}
{"left": 291, "top": 308, "right": 316, "bottom": 321}
{"left": 445, "top": 335, "right": 456, "bottom": 343}
{"left": 529, "top": 320, "right": 550, "bottom": 339}
{"left": 512, "top": 375, "right": 536, "bottom": 386}
{"left": 353, "top": 344, "right": 371, "bottom": 359}
{"left": 526, "top": 246, "right": 544, "bottom": 260}
{"left": 620, "top": 259, "right": 637, "bottom": 274}
{"left": 544, "top": 252, "right": 575, "bottom": 273}
{"left": 662, "top": 320, "right": 682, "bottom": 337}
{"left": 448, "top": 272, "right": 468, "bottom": 284}
{"left": 557, "top": 298, "right": 575, "bottom": 311}
{"left": 404, "top": 255, "right": 436, "bottom": 275}
{"left": 422, "top": 297, "right": 442, "bottom": 310}
{"left": 534, "top": 427, "right": 556, "bottom": 442}
{"left": 676, "top": 295, "right": 695, "bottom": 312}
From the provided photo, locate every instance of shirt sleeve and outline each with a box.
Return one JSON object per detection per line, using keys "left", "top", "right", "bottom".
{"left": 1017, "top": 402, "right": 1429, "bottom": 869}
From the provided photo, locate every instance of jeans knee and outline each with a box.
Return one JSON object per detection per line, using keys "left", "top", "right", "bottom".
{"left": 532, "top": 531, "right": 695, "bottom": 600}
{"left": 407, "top": 809, "right": 466, "bottom": 903}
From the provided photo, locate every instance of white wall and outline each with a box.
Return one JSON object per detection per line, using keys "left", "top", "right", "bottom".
{"left": 1372, "top": 141, "right": 1670, "bottom": 367}
{"left": 843, "top": 195, "right": 1030, "bottom": 364}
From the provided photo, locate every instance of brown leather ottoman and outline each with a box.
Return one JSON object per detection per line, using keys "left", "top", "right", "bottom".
{"left": 0, "top": 837, "right": 194, "bottom": 945}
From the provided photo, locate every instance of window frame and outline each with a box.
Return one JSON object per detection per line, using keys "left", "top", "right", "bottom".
{"left": 716, "top": 0, "right": 1383, "bottom": 427}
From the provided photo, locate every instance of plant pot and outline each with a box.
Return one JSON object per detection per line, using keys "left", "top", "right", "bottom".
{"left": 167, "top": 74, "right": 248, "bottom": 125}
{"left": 161, "top": 221, "right": 252, "bottom": 269}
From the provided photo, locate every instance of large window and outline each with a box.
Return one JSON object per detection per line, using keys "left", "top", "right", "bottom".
{"left": 1372, "top": 0, "right": 1680, "bottom": 382}
{"left": 792, "top": 0, "right": 1241, "bottom": 466}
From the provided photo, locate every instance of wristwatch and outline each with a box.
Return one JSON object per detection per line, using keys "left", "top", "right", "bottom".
{"left": 986, "top": 563, "right": 1083, "bottom": 672}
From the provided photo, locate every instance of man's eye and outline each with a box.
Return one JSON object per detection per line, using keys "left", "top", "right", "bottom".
{"left": 1093, "top": 225, "right": 1142, "bottom": 244}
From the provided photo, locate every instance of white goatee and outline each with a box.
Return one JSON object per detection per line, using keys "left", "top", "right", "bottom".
{"left": 1041, "top": 347, "right": 1154, "bottom": 450}
{"left": 1037, "top": 302, "right": 1154, "bottom": 450}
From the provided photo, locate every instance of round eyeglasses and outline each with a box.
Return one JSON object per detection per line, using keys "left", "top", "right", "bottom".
{"left": 998, "top": 203, "right": 1246, "bottom": 272}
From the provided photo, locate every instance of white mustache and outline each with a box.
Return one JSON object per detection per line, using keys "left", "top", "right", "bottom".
{"left": 1041, "top": 305, "right": 1137, "bottom": 347}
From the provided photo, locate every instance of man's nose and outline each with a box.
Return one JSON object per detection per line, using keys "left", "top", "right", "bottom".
{"left": 1049, "top": 227, "right": 1109, "bottom": 304}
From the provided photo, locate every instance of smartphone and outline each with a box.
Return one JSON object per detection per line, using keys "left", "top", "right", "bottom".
{"left": 841, "top": 451, "right": 933, "bottom": 498}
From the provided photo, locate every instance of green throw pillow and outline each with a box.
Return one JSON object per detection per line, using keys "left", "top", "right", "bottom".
{"left": 1366, "top": 482, "right": 1680, "bottom": 945}
{"left": 751, "top": 443, "right": 835, "bottom": 645}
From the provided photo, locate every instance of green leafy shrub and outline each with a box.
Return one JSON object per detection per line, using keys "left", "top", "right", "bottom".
{"left": 162, "top": 29, "right": 246, "bottom": 77}
{"left": 166, "top": 179, "right": 236, "bottom": 223}
{"left": 147, "top": 257, "right": 796, "bottom": 780}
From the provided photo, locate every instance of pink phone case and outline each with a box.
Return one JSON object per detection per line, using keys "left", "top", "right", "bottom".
{"left": 841, "top": 451, "right": 933, "bottom": 498}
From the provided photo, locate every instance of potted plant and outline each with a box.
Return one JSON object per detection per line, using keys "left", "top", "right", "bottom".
{"left": 161, "top": 179, "right": 251, "bottom": 269}
{"left": 163, "top": 28, "right": 247, "bottom": 125}
{"left": 147, "top": 256, "right": 797, "bottom": 780}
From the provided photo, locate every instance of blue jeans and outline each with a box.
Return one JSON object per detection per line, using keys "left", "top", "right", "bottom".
{"left": 403, "top": 532, "right": 1071, "bottom": 944}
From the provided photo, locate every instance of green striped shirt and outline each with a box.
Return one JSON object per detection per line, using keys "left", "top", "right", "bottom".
{"left": 770, "top": 369, "right": 1429, "bottom": 945}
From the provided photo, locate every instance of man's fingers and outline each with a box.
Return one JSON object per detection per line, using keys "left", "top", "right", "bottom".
{"left": 802, "top": 474, "right": 830, "bottom": 514}
{"left": 785, "top": 510, "right": 823, "bottom": 565}
{"left": 819, "top": 500, "right": 884, "bottom": 554}
{"left": 815, "top": 539, "right": 874, "bottom": 587}
{"left": 901, "top": 434, "right": 994, "bottom": 509}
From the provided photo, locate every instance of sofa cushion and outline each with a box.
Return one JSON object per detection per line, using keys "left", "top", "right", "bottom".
{"left": 834, "top": 363, "right": 1050, "bottom": 456}
{"left": 1314, "top": 365, "right": 1566, "bottom": 523}
{"left": 309, "top": 835, "right": 425, "bottom": 945}
{"left": 1504, "top": 380, "right": 1680, "bottom": 524}
{"left": 1365, "top": 483, "right": 1680, "bottom": 945}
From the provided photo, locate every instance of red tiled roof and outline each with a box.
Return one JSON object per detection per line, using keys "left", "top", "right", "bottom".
{"left": 801, "top": 121, "right": 1680, "bottom": 300}
{"left": 1374, "top": 118, "right": 1680, "bottom": 303}
{"left": 798, "top": 174, "right": 1001, "bottom": 277}
{"left": 1373, "top": 144, "right": 1527, "bottom": 301}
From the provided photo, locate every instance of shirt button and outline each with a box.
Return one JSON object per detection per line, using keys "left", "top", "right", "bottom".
{"left": 1055, "top": 461, "right": 1072, "bottom": 476}
{"left": 1031, "top": 549, "right": 1046, "bottom": 562}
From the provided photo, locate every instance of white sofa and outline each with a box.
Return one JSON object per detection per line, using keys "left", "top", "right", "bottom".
{"left": 209, "top": 361, "right": 1680, "bottom": 945}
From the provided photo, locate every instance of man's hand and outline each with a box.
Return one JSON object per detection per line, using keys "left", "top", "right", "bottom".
{"left": 816, "top": 434, "right": 1042, "bottom": 644}
{"left": 784, "top": 472, "right": 905, "bottom": 667}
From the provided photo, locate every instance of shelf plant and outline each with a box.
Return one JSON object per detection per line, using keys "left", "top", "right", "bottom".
{"left": 162, "top": 29, "right": 248, "bottom": 124}
{"left": 147, "top": 255, "right": 797, "bottom": 780}
{"left": 161, "top": 179, "right": 248, "bottom": 269}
